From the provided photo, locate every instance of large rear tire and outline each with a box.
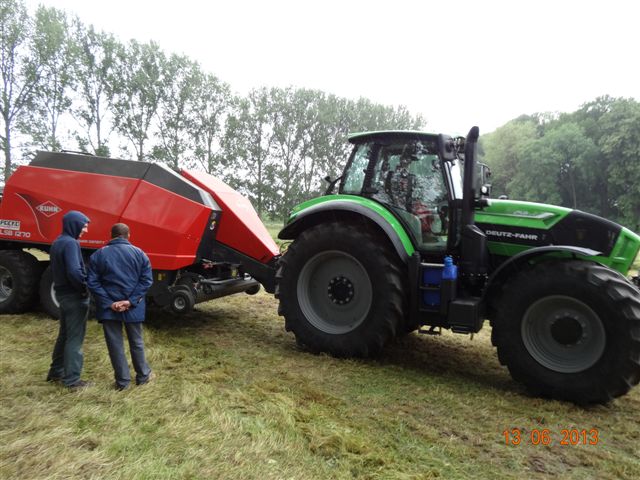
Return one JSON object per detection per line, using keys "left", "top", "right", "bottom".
{"left": 276, "top": 221, "right": 406, "bottom": 357}
{"left": 0, "top": 250, "right": 40, "bottom": 314}
{"left": 491, "top": 260, "right": 640, "bottom": 404}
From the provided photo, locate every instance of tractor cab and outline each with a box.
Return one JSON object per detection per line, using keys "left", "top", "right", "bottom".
{"left": 338, "top": 131, "right": 465, "bottom": 256}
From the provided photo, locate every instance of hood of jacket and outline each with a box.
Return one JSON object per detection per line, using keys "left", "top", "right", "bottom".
{"left": 62, "top": 210, "right": 90, "bottom": 239}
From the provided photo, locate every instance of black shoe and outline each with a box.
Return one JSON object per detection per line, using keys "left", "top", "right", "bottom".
{"left": 67, "top": 380, "right": 92, "bottom": 390}
{"left": 114, "top": 382, "right": 129, "bottom": 391}
{"left": 46, "top": 374, "right": 62, "bottom": 383}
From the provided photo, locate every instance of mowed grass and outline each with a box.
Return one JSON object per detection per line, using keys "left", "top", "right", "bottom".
{"left": 1, "top": 291, "right": 639, "bottom": 480}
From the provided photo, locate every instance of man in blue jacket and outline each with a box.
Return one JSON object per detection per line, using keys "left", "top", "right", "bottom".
{"left": 87, "top": 223, "right": 154, "bottom": 391}
{"left": 47, "top": 210, "right": 92, "bottom": 389}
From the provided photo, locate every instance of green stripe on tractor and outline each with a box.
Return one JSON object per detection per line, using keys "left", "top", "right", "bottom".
{"left": 288, "top": 195, "right": 416, "bottom": 257}
{"left": 475, "top": 199, "right": 571, "bottom": 229}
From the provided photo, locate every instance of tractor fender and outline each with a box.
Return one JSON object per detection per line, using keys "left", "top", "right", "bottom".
{"left": 483, "top": 245, "right": 601, "bottom": 303}
{"left": 278, "top": 200, "right": 413, "bottom": 263}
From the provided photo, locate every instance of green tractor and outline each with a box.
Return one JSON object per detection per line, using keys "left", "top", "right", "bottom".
{"left": 275, "top": 127, "right": 640, "bottom": 404}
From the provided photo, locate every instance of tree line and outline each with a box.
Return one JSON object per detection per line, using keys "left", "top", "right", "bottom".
{"left": 1, "top": 0, "right": 423, "bottom": 220}
{"left": 480, "top": 96, "right": 640, "bottom": 231}
{"left": 2, "top": 1, "right": 638, "bottom": 229}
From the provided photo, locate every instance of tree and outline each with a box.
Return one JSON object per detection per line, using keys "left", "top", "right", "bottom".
{"left": 21, "top": 6, "right": 76, "bottom": 152}
{"left": 152, "top": 54, "right": 199, "bottom": 169}
{"left": 223, "top": 88, "right": 277, "bottom": 218}
{"left": 598, "top": 99, "right": 640, "bottom": 231}
{"left": 71, "top": 23, "right": 120, "bottom": 156}
{"left": 480, "top": 119, "right": 539, "bottom": 197}
{"left": 188, "top": 71, "right": 232, "bottom": 175}
{"left": 512, "top": 123, "right": 598, "bottom": 209}
{"left": 268, "top": 87, "right": 320, "bottom": 220}
{"left": 0, "top": 0, "right": 39, "bottom": 180}
{"left": 111, "top": 40, "right": 166, "bottom": 161}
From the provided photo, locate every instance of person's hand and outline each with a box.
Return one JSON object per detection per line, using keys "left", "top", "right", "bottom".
{"left": 111, "top": 300, "right": 131, "bottom": 312}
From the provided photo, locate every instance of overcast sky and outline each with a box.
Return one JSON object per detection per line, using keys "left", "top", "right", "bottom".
{"left": 23, "top": 0, "right": 640, "bottom": 135}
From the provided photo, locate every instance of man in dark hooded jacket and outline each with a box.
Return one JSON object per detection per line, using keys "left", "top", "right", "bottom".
{"left": 46, "top": 210, "right": 91, "bottom": 389}
{"left": 87, "top": 223, "right": 154, "bottom": 391}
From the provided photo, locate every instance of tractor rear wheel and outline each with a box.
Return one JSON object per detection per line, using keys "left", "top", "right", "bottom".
{"left": 0, "top": 250, "right": 40, "bottom": 314}
{"left": 276, "top": 221, "right": 406, "bottom": 357}
{"left": 491, "top": 260, "right": 640, "bottom": 404}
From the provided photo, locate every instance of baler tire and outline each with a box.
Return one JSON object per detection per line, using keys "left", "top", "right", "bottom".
{"left": 275, "top": 221, "right": 406, "bottom": 357}
{"left": 170, "top": 287, "right": 195, "bottom": 314}
{"left": 0, "top": 250, "right": 40, "bottom": 314}
{"left": 491, "top": 260, "right": 640, "bottom": 404}
{"left": 39, "top": 265, "right": 60, "bottom": 319}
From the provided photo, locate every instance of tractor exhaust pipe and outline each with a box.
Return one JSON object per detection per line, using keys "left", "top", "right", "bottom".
{"left": 459, "top": 126, "right": 489, "bottom": 286}
{"left": 461, "top": 126, "right": 480, "bottom": 227}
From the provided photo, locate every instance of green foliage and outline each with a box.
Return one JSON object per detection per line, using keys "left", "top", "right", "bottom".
{"left": 19, "top": 6, "right": 75, "bottom": 152}
{"left": 70, "top": 23, "right": 119, "bottom": 156}
{"left": 110, "top": 39, "right": 166, "bottom": 161}
{"left": 0, "top": 0, "right": 38, "bottom": 180}
{"left": 481, "top": 97, "right": 640, "bottom": 232}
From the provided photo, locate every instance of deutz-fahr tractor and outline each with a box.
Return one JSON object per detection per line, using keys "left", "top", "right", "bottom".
{"left": 275, "top": 127, "right": 640, "bottom": 404}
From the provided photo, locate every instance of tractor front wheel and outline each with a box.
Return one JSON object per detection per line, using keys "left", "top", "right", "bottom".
{"left": 276, "top": 221, "right": 406, "bottom": 357}
{"left": 491, "top": 260, "right": 640, "bottom": 404}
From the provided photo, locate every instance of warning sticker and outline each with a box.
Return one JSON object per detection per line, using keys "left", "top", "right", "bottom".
{"left": 0, "top": 219, "right": 21, "bottom": 230}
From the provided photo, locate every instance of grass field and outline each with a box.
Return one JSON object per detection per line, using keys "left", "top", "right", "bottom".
{"left": 1, "top": 288, "right": 639, "bottom": 480}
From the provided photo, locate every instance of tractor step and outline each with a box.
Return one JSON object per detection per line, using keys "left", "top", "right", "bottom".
{"left": 418, "top": 326, "right": 441, "bottom": 336}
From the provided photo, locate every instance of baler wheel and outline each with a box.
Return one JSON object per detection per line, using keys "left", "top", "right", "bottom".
{"left": 491, "top": 260, "right": 640, "bottom": 404}
{"left": 276, "top": 221, "right": 405, "bottom": 357}
{"left": 0, "top": 250, "right": 40, "bottom": 314}
{"left": 39, "top": 265, "right": 60, "bottom": 319}
{"left": 170, "top": 287, "right": 195, "bottom": 314}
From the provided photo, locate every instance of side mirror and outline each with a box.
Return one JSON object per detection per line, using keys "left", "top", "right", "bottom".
{"left": 477, "top": 163, "right": 492, "bottom": 197}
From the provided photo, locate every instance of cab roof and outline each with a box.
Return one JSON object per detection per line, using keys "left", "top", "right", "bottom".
{"left": 348, "top": 130, "right": 440, "bottom": 144}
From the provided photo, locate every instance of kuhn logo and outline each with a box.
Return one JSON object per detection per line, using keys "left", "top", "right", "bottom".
{"left": 36, "top": 201, "right": 62, "bottom": 217}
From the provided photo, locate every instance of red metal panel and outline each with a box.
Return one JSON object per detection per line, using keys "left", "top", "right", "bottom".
{"left": 0, "top": 165, "right": 138, "bottom": 247}
{"left": 181, "top": 170, "right": 279, "bottom": 263}
{"left": 119, "top": 180, "right": 212, "bottom": 270}
{"left": 0, "top": 165, "right": 212, "bottom": 271}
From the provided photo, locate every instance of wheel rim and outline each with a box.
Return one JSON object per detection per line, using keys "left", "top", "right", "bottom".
{"left": 521, "top": 295, "right": 606, "bottom": 373}
{"left": 174, "top": 296, "right": 186, "bottom": 311}
{"left": 50, "top": 282, "right": 60, "bottom": 308}
{"left": 297, "top": 250, "right": 372, "bottom": 334}
{"left": 0, "top": 266, "right": 13, "bottom": 302}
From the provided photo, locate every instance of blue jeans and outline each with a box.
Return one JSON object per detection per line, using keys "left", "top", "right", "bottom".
{"left": 102, "top": 321, "right": 151, "bottom": 389}
{"left": 48, "top": 292, "right": 90, "bottom": 386}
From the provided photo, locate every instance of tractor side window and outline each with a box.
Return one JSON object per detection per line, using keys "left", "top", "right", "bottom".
{"left": 342, "top": 144, "right": 372, "bottom": 194}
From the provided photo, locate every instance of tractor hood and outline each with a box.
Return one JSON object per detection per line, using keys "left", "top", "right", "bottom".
{"left": 474, "top": 199, "right": 640, "bottom": 274}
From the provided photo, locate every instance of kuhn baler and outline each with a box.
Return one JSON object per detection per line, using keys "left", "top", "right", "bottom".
{"left": 0, "top": 151, "right": 279, "bottom": 318}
